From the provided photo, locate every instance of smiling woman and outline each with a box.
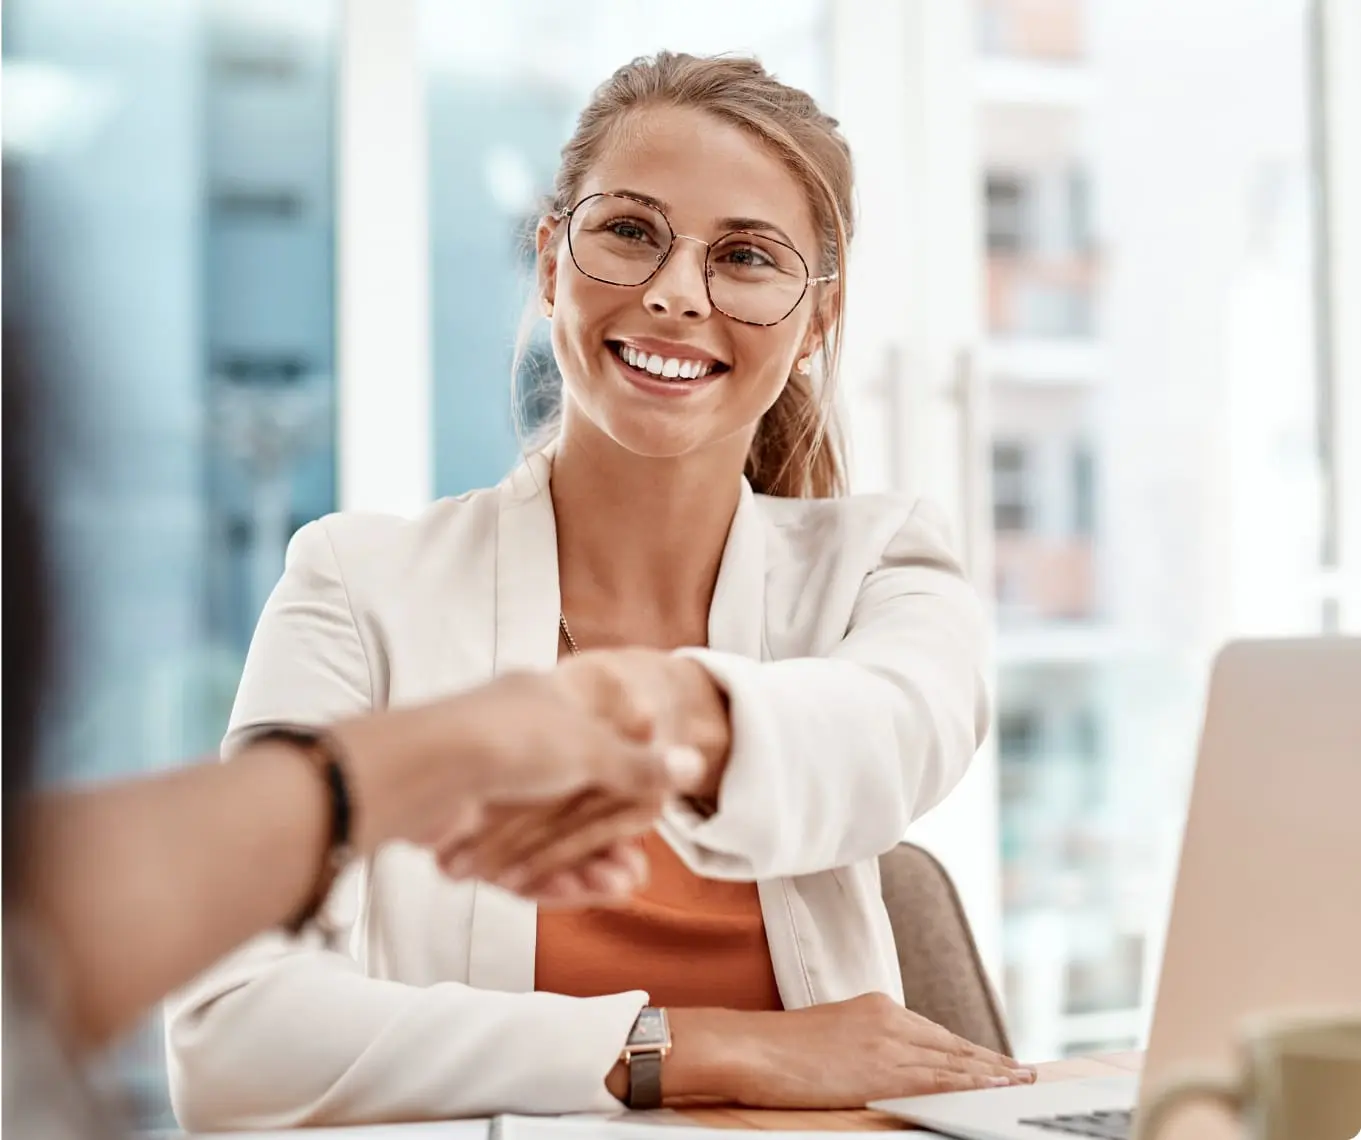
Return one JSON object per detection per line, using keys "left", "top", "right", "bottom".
{"left": 164, "top": 51, "right": 1016, "bottom": 1129}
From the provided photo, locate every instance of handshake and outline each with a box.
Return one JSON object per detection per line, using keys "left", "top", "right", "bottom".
{"left": 323, "top": 648, "right": 730, "bottom": 908}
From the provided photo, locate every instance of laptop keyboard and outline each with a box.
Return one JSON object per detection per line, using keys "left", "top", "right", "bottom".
{"left": 1019, "top": 1108, "right": 1133, "bottom": 1138}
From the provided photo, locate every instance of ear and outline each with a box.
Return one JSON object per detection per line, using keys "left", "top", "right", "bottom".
{"left": 799, "top": 278, "right": 841, "bottom": 361}
{"left": 536, "top": 215, "right": 562, "bottom": 312}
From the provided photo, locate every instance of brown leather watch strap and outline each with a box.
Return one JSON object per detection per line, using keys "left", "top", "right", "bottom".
{"left": 627, "top": 1050, "right": 664, "bottom": 1110}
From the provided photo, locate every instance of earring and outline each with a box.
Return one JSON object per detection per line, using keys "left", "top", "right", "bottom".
{"left": 795, "top": 356, "right": 812, "bottom": 376}
{"left": 543, "top": 299, "right": 554, "bottom": 318}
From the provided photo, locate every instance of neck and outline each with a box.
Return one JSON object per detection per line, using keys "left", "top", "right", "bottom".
{"left": 549, "top": 418, "right": 748, "bottom": 633}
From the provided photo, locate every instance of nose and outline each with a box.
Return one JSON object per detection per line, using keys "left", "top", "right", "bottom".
{"left": 641, "top": 235, "right": 712, "bottom": 320}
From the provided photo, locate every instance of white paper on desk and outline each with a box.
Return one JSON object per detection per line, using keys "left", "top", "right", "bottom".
{"left": 493, "top": 1114, "right": 908, "bottom": 1139}
{"left": 164, "top": 1119, "right": 490, "bottom": 1139}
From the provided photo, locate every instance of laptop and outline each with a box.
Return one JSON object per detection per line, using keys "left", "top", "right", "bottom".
{"left": 870, "top": 637, "right": 1361, "bottom": 1140}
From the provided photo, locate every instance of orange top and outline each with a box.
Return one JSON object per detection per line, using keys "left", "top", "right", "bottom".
{"left": 534, "top": 830, "right": 784, "bottom": 1011}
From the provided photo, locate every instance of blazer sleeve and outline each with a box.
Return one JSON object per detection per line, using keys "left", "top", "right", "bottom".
{"left": 164, "top": 520, "right": 645, "bottom": 1130}
{"left": 661, "top": 498, "right": 991, "bottom": 880}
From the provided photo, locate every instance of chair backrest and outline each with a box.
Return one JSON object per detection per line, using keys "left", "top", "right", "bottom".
{"left": 878, "top": 841, "right": 1013, "bottom": 1056}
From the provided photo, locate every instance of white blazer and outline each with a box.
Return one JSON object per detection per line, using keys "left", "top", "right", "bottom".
{"left": 164, "top": 452, "right": 990, "bottom": 1130}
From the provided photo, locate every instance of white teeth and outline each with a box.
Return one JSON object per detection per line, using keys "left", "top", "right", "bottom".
{"left": 615, "top": 344, "right": 715, "bottom": 381}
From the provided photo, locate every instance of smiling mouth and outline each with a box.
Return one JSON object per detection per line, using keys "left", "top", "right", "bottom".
{"left": 609, "top": 341, "right": 729, "bottom": 383}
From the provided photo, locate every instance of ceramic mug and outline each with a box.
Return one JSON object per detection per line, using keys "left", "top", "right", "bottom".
{"left": 1136, "top": 1012, "right": 1361, "bottom": 1140}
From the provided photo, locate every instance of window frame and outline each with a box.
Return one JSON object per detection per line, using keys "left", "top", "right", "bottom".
{"left": 337, "top": 0, "right": 433, "bottom": 514}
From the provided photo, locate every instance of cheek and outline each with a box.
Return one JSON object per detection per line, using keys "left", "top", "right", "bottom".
{"left": 735, "top": 329, "right": 801, "bottom": 411}
{"left": 552, "top": 275, "right": 614, "bottom": 363}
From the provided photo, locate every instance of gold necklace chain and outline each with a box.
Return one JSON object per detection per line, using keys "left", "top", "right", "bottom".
{"left": 559, "top": 612, "right": 582, "bottom": 657}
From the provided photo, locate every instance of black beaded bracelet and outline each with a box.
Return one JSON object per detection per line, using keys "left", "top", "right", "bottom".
{"left": 258, "top": 726, "right": 355, "bottom": 935}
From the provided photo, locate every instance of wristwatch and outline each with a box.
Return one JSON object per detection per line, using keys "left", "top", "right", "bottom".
{"left": 621, "top": 1006, "right": 671, "bottom": 1109}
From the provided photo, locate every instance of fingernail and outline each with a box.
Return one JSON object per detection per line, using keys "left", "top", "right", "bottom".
{"left": 663, "top": 745, "right": 705, "bottom": 786}
{"left": 499, "top": 868, "right": 528, "bottom": 892}
{"left": 445, "top": 854, "right": 472, "bottom": 878}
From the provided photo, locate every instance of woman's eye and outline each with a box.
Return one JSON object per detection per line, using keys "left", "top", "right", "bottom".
{"left": 607, "top": 220, "right": 653, "bottom": 242}
{"left": 725, "top": 245, "right": 773, "bottom": 267}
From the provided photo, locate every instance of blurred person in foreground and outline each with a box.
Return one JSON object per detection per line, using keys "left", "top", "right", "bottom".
{"left": 0, "top": 319, "right": 707, "bottom": 1139}
{"left": 167, "top": 50, "right": 1030, "bottom": 1131}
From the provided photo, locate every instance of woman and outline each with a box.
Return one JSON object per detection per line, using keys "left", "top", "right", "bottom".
{"left": 1, "top": 274, "right": 702, "bottom": 1136}
{"left": 167, "top": 52, "right": 1033, "bottom": 1128}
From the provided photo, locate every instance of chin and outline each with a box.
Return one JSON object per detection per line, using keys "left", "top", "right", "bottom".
{"left": 603, "top": 420, "right": 707, "bottom": 461}
{"left": 563, "top": 375, "right": 746, "bottom": 462}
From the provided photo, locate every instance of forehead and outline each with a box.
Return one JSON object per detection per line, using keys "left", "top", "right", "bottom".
{"left": 577, "top": 104, "right": 819, "bottom": 255}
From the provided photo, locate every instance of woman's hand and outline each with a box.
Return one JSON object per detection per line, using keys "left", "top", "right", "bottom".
{"left": 661, "top": 995, "right": 1036, "bottom": 1108}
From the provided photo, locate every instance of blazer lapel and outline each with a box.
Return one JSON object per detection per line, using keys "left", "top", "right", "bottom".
{"left": 467, "top": 450, "right": 558, "bottom": 993}
{"left": 706, "top": 478, "right": 768, "bottom": 661}
{"left": 706, "top": 485, "right": 815, "bottom": 1004}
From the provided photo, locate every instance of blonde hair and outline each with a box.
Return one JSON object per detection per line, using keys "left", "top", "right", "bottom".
{"left": 515, "top": 52, "right": 854, "bottom": 498}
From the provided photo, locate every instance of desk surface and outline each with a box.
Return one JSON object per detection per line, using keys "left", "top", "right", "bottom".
{"left": 673, "top": 1051, "right": 1145, "bottom": 1131}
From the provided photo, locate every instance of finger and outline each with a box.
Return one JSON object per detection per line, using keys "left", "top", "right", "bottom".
{"left": 897, "top": 1010, "right": 1029, "bottom": 1070}
{"left": 896, "top": 1066, "right": 1031, "bottom": 1097}
{"left": 531, "top": 846, "right": 649, "bottom": 908}
{"left": 530, "top": 844, "right": 644, "bottom": 906}
{"left": 442, "top": 789, "right": 631, "bottom": 883}
{"left": 491, "top": 810, "right": 656, "bottom": 895}
{"left": 436, "top": 802, "right": 527, "bottom": 878}
{"left": 901, "top": 1048, "right": 1035, "bottom": 1085}
{"left": 532, "top": 840, "right": 647, "bottom": 900}
{"left": 428, "top": 800, "right": 487, "bottom": 855}
{"left": 605, "top": 837, "right": 649, "bottom": 885}
{"left": 533, "top": 872, "right": 632, "bottom": 909}
{"left": 530, "top": 868, "right": 598, "bottom": 907}
{"left": 492, "top": 803, "right": 661, "bottom": 893}
{"left": 451, "top": 790, "right": 605, "bottom": 873}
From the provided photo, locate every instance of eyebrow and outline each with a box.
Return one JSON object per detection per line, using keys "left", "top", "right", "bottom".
{"left": 609, "top": 188, "right": 799, "bottom": 249}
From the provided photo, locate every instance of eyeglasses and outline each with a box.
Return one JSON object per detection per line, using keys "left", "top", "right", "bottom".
{"left": 557, "top": 192, "right": 837, "bottom": 327}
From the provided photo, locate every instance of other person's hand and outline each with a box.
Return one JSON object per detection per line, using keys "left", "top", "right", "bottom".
{"left": 326, "top": 670, "right": 705, "bottom": 880}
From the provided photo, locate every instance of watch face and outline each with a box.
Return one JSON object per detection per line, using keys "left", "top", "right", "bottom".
{"left": 630, "top": 1007, "right": 670, "bottom": 1048}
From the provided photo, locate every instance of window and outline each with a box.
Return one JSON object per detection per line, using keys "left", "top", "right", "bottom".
{"left": 1072, "top": 443, "right": 1096, "bottom": 536}
{"left": 993, "top": 441, "right": 1034, "bottom": 531}
{"left": 1070, "top": 706, "right": 1100, "bottom": 761}
{"left": 986, "top": 172, "right": 1030, "bottom": 251}
{"left": 978, "top": 0, "right": 1330, "bottom": 1062}
{"left": 5, "top": 0, "right": 339, "bottom": 1124}
{"left": 977, "top": 0, "right": 1085, "bottom": 61}
{"left": 998, "top": 709, "right": 1042, "bottom": 759}
{"left": 1067, "top": 168, "right": 1093, "bottom": 253}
